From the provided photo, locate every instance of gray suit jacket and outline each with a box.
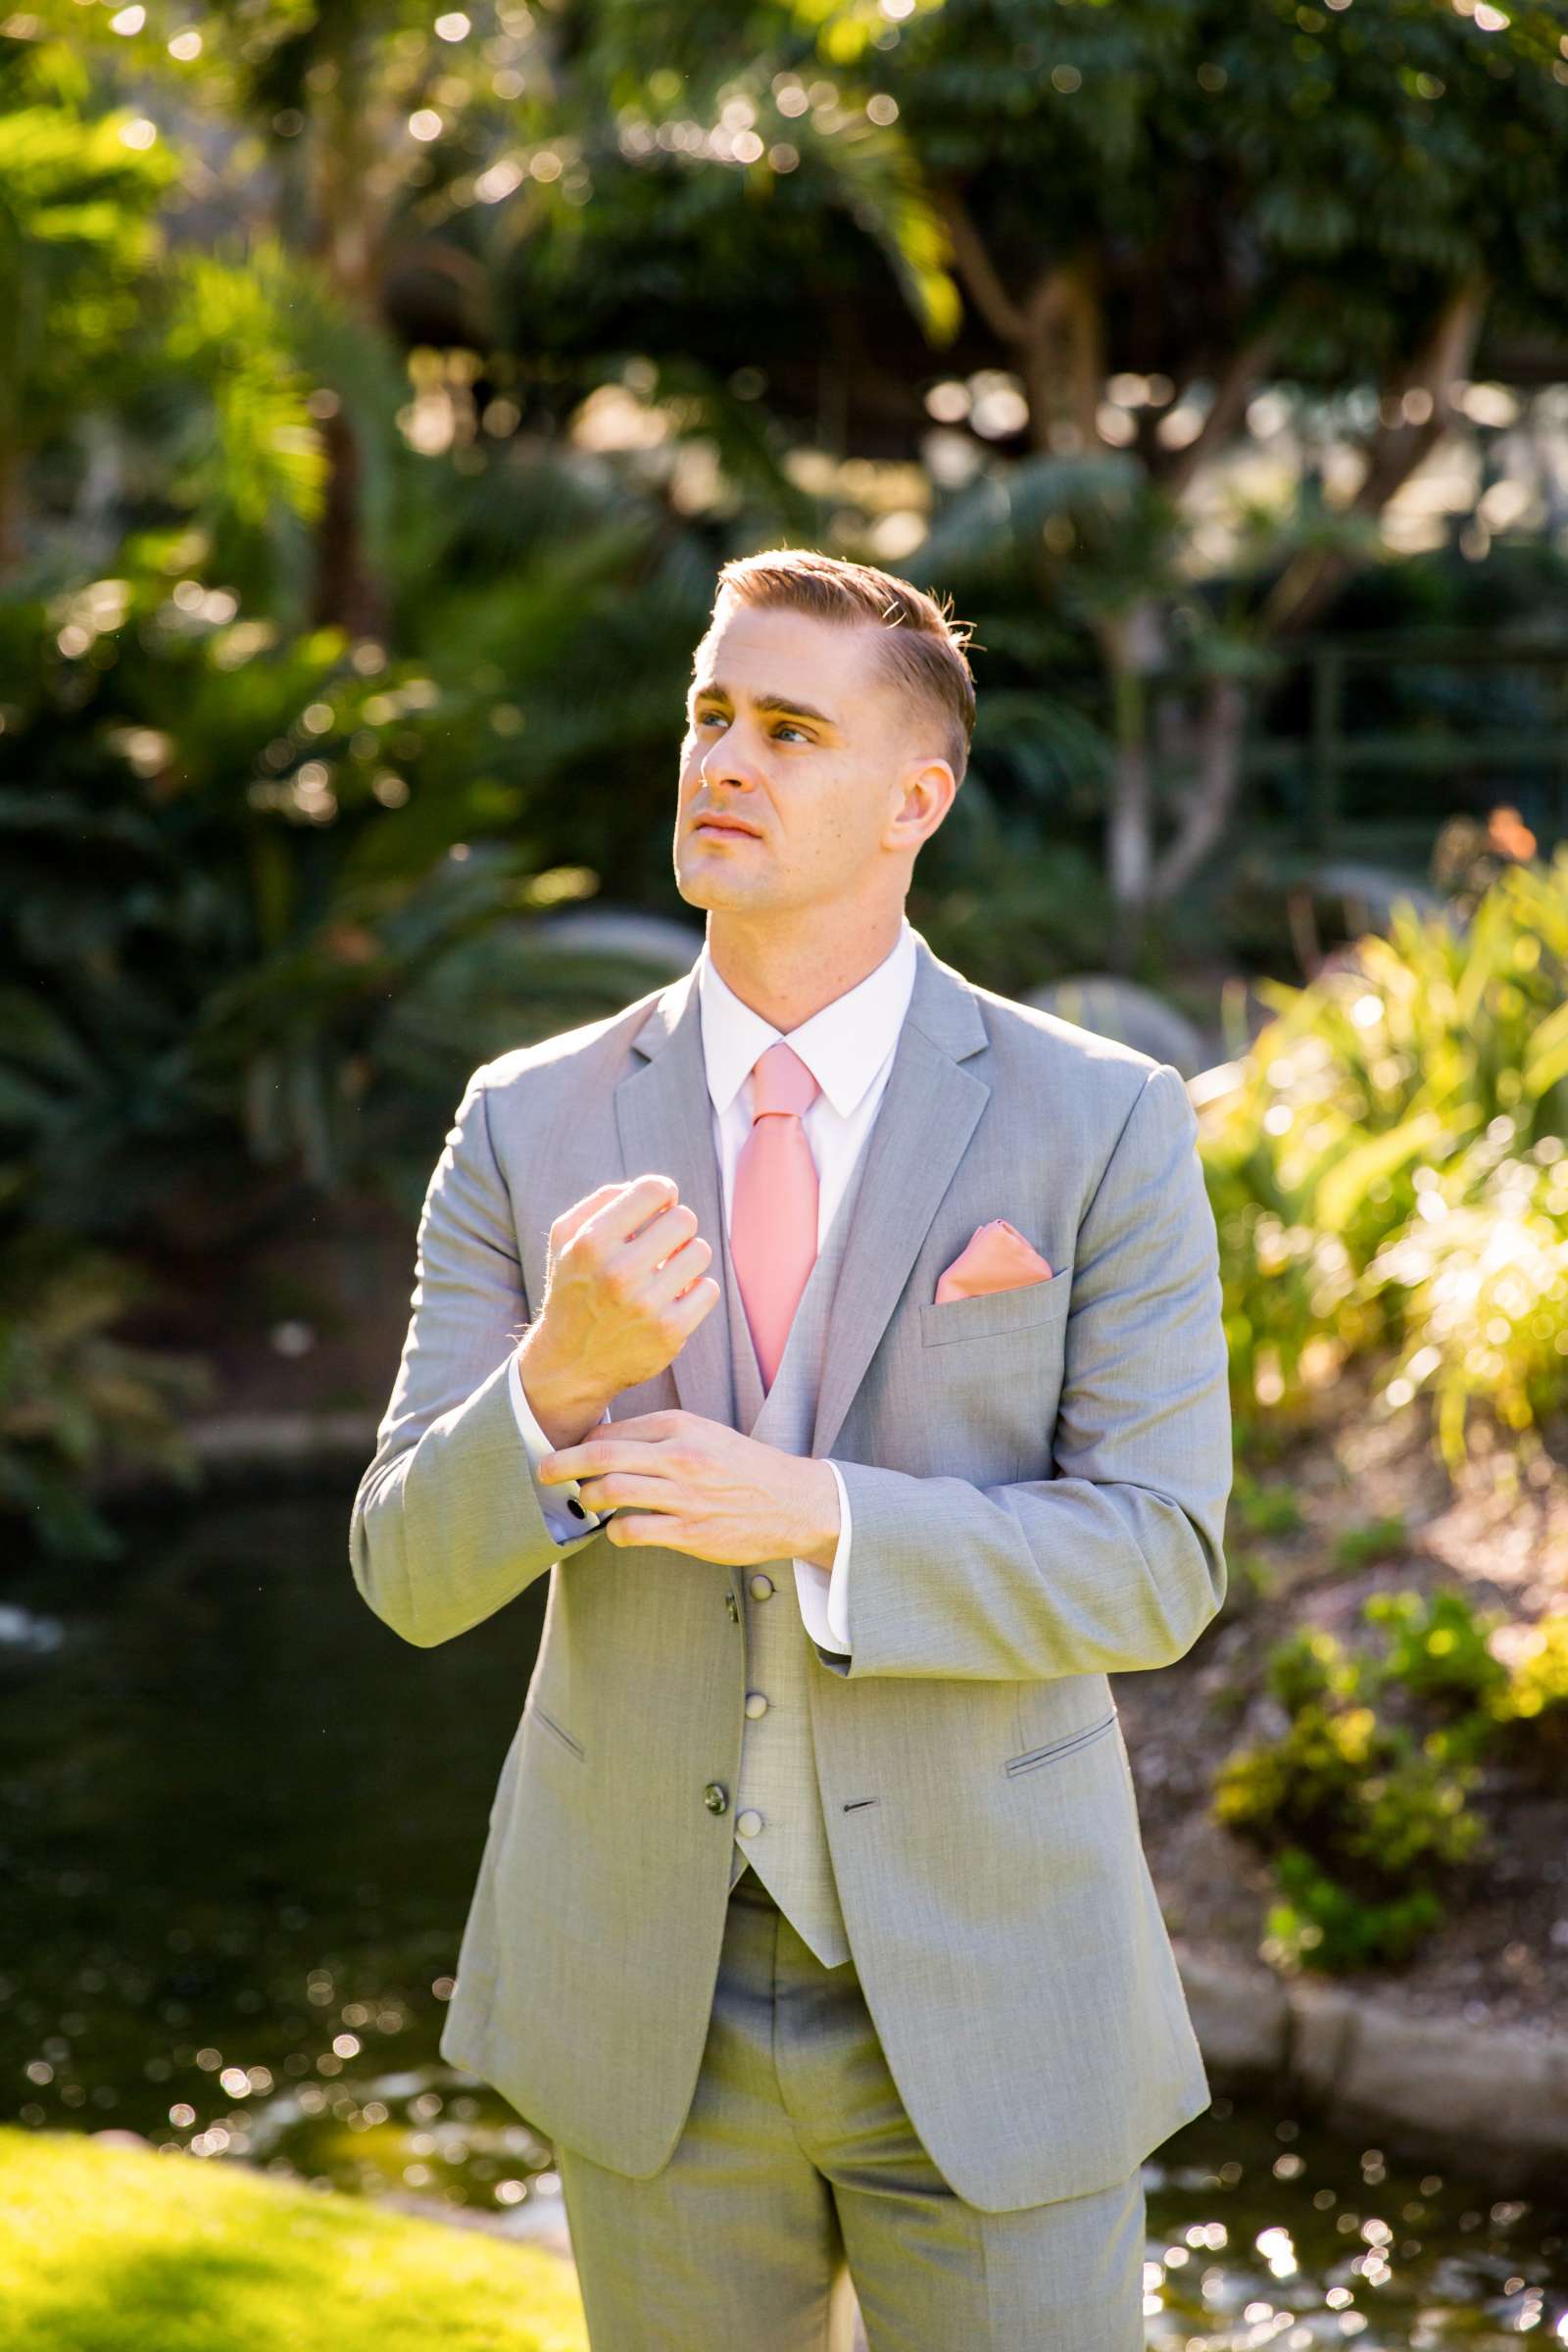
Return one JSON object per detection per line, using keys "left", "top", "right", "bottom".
{"left": 350, "top": 927, "right": 1233, "bottom": 2212}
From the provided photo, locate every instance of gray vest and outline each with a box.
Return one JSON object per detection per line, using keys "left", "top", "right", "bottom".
{"left": 717, "top": 1145, "right": 872, "bottom": 1968}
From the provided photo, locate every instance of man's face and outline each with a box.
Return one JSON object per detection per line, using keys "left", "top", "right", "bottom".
{"left": 673, "top": 603, "right": 953, "bottom": 920}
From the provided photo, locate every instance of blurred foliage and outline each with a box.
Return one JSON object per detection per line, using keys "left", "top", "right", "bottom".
{"left": 1226, "top": 1466, "right": 1304, "bottom": 1541}
{"left": 1260, "top": 1848, "right": 1446, "bottom": 1977}
{"left": 1360, "top": 1586, "right": 1511, "bottom": 1715}
{"left": 7, "top": 0, "right": 1568, "bottom": 1565}
{"left": 0, "top": 1232, "right": 209, "bottom": 1560}
{"left": 1213, "top": 1586, "right": 1567, "bottom": 1971}
{"left": 1201, "top": 849, "right": 1568, "bottom": 1474}
{"left": 1330, "top": 1515, "right": 1408, "bottom": 1572}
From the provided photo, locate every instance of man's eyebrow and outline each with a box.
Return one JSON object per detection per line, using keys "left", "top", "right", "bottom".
{"left": 687, "top": 679, "right": 841, "bottom": 730}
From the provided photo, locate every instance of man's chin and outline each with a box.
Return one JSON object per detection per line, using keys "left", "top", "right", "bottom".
{"left": 676, "top": 870, "right": 762, "bottom": 909}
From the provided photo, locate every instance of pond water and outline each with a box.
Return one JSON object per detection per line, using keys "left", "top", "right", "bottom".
{"left": 2, "top": 1489, "right": 1564, "bottom": 2348}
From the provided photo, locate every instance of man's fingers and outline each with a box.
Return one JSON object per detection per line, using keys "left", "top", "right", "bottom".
{"left": 540, "top": 1419, "right": 689, "bottom": 1481}
{"left": 578, "top": 1176, "right": 682, "bottom": 1253}
{"left": 575, "top": 1472, "right": 676, "bottom": 1510}
{"left": 553, "top": 1176, "right": 677, "bottom": 1254}
{"left": 549, "top": 1181, "right": 629, "bottom": 1250}
{"left": 607, "top": 1514, "right": 691, "bottom": 1552}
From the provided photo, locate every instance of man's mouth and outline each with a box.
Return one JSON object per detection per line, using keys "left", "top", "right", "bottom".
{"left": 694, "top": 817, "right": 760, "bottom": 837}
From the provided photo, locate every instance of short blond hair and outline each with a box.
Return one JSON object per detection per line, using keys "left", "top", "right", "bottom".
{"left": 697, "top": 546, "right": 977, "bottom": 787}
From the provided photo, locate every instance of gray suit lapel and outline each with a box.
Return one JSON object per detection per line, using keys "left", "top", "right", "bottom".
{"left": 612, "top": 930, "right": 991, "bottom": 1457}
{"left": 612, "top": 961, "right": 733, "bottom": 1430}
{"left": 810, "top": 940, "right": 990, "bottom": 1460}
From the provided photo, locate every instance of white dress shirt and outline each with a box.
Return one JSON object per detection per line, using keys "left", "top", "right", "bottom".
{"left": 508, "top": 915, "right": 920, "bottom": 1657}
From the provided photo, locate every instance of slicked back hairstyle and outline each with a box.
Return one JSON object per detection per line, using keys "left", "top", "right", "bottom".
{"left": 695, "top": 546, "right": 977, "bottom": 789}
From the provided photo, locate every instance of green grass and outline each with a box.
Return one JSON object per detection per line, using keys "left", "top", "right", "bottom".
{"left": 0, "top": 2126, "right": 588, "bottom": 2351}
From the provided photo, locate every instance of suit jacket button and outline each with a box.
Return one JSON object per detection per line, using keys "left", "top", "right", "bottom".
{"left": 703, "top": 1782, "right": 728, "bottom": 1814}
{"left": 749, "top": 1574, "right": 774, "bottom": 1601}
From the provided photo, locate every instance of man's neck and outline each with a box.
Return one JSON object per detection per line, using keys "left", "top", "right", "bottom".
{"left": 706, "top": 911, "right": 904, "bottom": 1034}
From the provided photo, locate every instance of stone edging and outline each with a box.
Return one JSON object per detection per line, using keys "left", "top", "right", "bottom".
{"left": 1174, "top": 1941, "right": 1567, "bottom": 2189}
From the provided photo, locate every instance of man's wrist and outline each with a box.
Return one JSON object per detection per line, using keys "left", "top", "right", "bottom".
{"left": 796, "top": 1458, "right": 842, "bottom": 1571}
{"left": 515, "top": 1329, "right": 611, "bottom": 1449}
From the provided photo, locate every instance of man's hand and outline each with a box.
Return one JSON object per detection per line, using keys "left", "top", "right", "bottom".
{"left": 518, "top": 1175, "right": 720, "bottom": 1446}
{"left": 539, "top": 1410, "right": 841, "bottom": 1569}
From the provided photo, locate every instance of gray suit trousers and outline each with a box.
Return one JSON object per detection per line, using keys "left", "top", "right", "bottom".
{"left": 553, "top": 1865, "right": 1149, "bottom": 2352}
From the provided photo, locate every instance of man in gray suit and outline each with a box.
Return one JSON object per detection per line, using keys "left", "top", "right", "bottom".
{"left": 351, "top": 547, "right": 1233, "bottom": 2349}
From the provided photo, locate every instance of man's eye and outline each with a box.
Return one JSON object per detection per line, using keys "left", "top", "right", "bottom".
{"left": 692, "top": 711, "right": 808, "bottom": 744}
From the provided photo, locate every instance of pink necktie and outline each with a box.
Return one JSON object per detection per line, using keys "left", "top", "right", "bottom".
{"left": 730, "top": 1040, "right": 820, "bottom": 1391}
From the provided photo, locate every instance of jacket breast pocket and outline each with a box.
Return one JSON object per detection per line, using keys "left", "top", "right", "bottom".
{"left": 918, "top": 1265, "right": 1073, "bottom": 1349}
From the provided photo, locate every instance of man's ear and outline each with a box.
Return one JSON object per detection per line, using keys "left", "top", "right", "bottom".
{"left": 889, "top": 756, "right": 956, "bottom": 853}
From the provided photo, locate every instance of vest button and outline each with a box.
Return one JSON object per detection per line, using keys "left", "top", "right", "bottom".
{"left": 744, "top": 1690, "right": 768, "bottom": 1719}
{"left": 736, "top": 1808, "right": 763, "bottom": 1838}
{"left": 749, "top": 1573, "right": 774, "bottom": 1601}
{"left": 703, "top": 1782, "right": 728, "bottom": 1814}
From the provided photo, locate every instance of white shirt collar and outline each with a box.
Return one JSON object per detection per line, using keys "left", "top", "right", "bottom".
{"left": 696, "top": 916, "right": 918, "bottom": 1121}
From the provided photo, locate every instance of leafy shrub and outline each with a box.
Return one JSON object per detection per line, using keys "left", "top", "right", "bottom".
{"left": 1200, "top": 849, "right": 1568, "bottom": 1473}
{"left": 1484, "top": 1612, "right": 1568, "bottom": 1782}
{"left": 1229, "top": 1465, "right": 1305, "bottom": 1539}
{"left": 1214, "top": 1583, "right": 1567, "bottom": 1970}
{"left": 1262, "top": 1624, "right": 1364, "bottom": 1715}
{"left": 1490, "top": 1613, "right": 1568, "bottom": 1725}
{"left": 1360, "top": 1586, "right": 1511, "bottom": 1713}
{"left": 1213, "top": 1697, "right": 1482, "bottom": 1880}
{"left": 1262, "top": 1846, "right": 1445, "bottom": 1974}
{"left": 1331, "top": 1515, "right": 1408, "bottom": 1570}
{"left": 0, "top": 1230, "right": 208, "bottom": 1557}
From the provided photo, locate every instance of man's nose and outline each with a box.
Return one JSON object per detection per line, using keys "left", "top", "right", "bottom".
{"left": 700, "top": 738, "right": 762, "bottom": 790}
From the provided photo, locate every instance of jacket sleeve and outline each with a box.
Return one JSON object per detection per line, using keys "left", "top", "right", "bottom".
{"left": 349, "top": 1066, "right": 604, "bottom": 1647}
{"left": 813, "top": 1062, "right": 1232, "bottom": 1682}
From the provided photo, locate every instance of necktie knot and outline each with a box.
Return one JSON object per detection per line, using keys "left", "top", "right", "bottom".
{"left": 752, "top": 1040, "right": 819, "bottom": 1121}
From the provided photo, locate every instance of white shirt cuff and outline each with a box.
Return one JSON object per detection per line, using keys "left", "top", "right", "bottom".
{"left": 793, "top": 1459, "right": 852, "bottom": 1654}
{"left": 509, "top": 1349, "right": 613, "bottom": 1548}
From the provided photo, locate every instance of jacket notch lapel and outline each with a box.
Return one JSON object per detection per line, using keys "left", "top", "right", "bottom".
{"left": 611, "top": 932, "right": 992, "bottom": 1462}
{"left": 809, "top": 1015, "right": 988, "bottom": 1462}
{"left": 612, "top": 966, "right": 732, "bottom": 1430}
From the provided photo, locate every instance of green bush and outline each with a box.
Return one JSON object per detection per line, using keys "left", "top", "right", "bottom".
{"left": 1331, "top": 1515, "right": 1408, "bottom": 1571}
{"left": 1262, "top": 1625, "right": 1364, "bottom": 1716}
{"left": 1213, "top": 1696, "right": 1482, "bottom": 1881}
{"left": 1484, "top": 1612, "right": 1568, "bottom": 1782}
{"left": 0, "top": 1230, "right": 208, "bottom": 1558}
{"left": 1490, "top": 1613, "right": 1568, "bottom": 1725}
{"left": 1262, "top": 1845, "right": 1445, "bottom": 1974}
{"left": 1229, "top": 1465, "right": 1305, "bottom": 1539}
{"left": 1215, "top": 1583, "right": 1568, "bottom": 1971}
{"left": 1360, "top": 1586, "right": 1511, "bottom": 1713}
{"left": 1201, "top": 849, "right": 1568, "bottom": 1474}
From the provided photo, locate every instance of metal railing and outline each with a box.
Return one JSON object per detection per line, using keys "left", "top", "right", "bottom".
{"left": 1236, "top": 629, "right": 1568, "bottom": 867}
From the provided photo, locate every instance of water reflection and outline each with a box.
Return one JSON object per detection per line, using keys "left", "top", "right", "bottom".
{"left": 2, "top": 1493, "right": 1565, "bottom": 2343}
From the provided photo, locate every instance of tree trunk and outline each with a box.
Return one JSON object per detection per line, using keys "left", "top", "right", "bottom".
{"left": 1150, "top": 675, "right": 1249, "bottom": 907}
{"left": 310, "top": 404, "right": 387, "bottom": 639}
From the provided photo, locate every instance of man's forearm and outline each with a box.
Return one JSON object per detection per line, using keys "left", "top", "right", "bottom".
{"left": 515, "top": 1323, "right": 615, "bottom": 1448}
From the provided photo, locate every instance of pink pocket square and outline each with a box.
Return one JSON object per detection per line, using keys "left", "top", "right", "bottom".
{"left": 935, "top": 1219, "right": 1054, "bottom": 1304}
